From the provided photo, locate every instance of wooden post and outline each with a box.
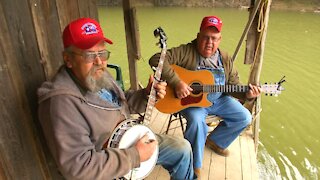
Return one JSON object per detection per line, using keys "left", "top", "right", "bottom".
{"left": 244, "top": 0, "right": 259, "bottom": 65}
{"left": 245, "top": 0, "right": 273, "bottom": 151}
{"left": 122, "top": 0, "right": 141, "bottom": 90}
{"left": 232, "top": 0, "right": 262, "bottom": 62}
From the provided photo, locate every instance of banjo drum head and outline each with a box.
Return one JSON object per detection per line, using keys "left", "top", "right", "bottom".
{"left": 118, "top": 124, "right": 158, "bottom": 179}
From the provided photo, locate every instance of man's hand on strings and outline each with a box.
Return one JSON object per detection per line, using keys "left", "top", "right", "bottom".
{"left": 175, "top": 80, "right": 193, "bottom": 99}
{"left": 246, "top": 84, "right": 261, "bottom": 100}
{"left": 145, "top": 75, "right": 167, "bottom": 99}
{"left": 135, "top": 134, "right": 158, "bottom": 162}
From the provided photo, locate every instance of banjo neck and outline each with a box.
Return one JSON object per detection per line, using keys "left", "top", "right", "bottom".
{"left": 143, "top": 27, "right": 167, "bottom": 126}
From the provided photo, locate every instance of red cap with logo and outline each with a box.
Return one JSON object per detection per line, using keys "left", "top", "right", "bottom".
{"left": 63, "top": 18, "right": 113, "bottom": 49}
{"left": 200, "top": 16, "right": 223, "bottom": 32}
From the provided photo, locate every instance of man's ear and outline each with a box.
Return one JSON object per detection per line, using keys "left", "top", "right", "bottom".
{"left": 63, "top": 51, "right": 72, "bottom": 68}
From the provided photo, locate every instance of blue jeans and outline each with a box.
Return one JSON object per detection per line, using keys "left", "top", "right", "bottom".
{"left": 180, "top": 95, "right": 252, "bottom": 168}
{"left": 156, "top": 134, "right": 196, "bottom": 180}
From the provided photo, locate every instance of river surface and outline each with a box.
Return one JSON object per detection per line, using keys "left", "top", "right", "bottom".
{"left": 98, "top": 6, "right": 320, "bottom": 179}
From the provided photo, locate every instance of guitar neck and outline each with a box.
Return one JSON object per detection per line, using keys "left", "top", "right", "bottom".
{"left": 193, "top": 84, "right": 250, "bottom": 93}
{"left": 143, "top": 47, "right": 167, "bottom": 125}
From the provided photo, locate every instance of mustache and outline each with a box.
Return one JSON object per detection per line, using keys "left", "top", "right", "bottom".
{"left": 85, "top": 65, "right": 115, "bottom": 93}
{"left": 89, "top": 65, "right": 107, "bottom": 75}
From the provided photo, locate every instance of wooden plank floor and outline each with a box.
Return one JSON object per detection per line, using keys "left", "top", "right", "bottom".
{"left": 144, "top": 109, "right": 259, "bottom": 180}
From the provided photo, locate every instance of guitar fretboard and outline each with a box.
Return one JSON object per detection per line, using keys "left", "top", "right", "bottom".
{"left": 192, "top": 84, "right": 250, "bottom": 93}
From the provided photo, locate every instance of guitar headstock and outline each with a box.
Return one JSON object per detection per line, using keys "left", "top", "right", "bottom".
{"left": 153, "top": 27, "right": 167, "bottom": 49}
{"left": 261, "top": 84, "right": 284, "bottom": 96}
{"left": 261, "top": 76, "right": 286, "bottom": 97}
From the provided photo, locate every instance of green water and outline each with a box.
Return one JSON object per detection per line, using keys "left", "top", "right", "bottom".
{"left": 99, "top": 7, "right": 320, "bottom": 179}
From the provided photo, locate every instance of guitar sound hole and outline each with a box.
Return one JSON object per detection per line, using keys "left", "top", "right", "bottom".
{"left": 190, "top": 82, "right": 202, "bottom": 95}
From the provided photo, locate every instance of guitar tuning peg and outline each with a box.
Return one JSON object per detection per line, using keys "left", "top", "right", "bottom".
{"left": 152, "top": 66, "right": 157, "bottom": 72}
{"left": 277, "top": 76, "right": 286, "bottom": 85}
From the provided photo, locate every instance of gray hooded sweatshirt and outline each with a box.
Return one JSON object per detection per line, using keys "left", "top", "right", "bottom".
{"left": 38, "top": 66, "right": 149, "bottom": 179}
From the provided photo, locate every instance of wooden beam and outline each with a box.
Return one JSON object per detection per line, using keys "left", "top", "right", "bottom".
{"left": 253, "top": 96, "right": 262, "bottom": 150}
{"left": 56, "top": 0, "right": 80, "bottom": 32}
{"left": 0, "top": 1, "right": 48, "bottom": 178}
{"left": 78, "top": 0, "right": 99, "bottom": 19}
{"left": 246, "top": 0, "right": 273, "bottom": 149}
{"left": 122, "top": 0, "right": 141, "bottom": 90}
{"left": 232, "top": 0, "right": 263, "bottom": 63}
{"left": 31, "top": 0, "right": 63, "bottom": 79}
{"left": 244, "top": 0, "right": 260, "bottom": 65}
{"left": 248, "top": 0, "right": 272, "bottom": 84}
{"left": 0, "top": 0, "right": 99, "bottom": 179}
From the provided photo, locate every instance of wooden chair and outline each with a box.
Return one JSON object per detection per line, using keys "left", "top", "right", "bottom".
{"left": 165, "top": 113, "right": 185, "bottom": 134}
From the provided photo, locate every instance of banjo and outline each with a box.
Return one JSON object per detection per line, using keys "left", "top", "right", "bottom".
{"left": 107, "top": 27, "right": 167, "bottom": 180}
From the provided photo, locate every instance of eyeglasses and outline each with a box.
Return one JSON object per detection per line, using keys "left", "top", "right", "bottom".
{"left": 69, "top": 49, "right": 110, "bottom": 63}
{"left": 200, "top": 35, "right": 221, "bottom": 43}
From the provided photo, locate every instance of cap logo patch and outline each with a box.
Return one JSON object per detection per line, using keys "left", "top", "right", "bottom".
{"left": 209, "top": 17, "right": 219, "bottom": 25}
{"left": 81, "top": 23, "right": 99, "bottom": 35}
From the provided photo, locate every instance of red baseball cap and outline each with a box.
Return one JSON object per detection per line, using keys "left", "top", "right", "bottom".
{"left": 63, "top": 17, "right": 113, "bottom": 49}
{"left": 200, "top": 16, "right": 223, "bottom": 32}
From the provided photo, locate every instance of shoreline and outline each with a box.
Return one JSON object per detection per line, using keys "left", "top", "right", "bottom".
{"left": 98, "top": 1, "right": 320, "bottom": 13}
{"left": 271, "top": 1, "right": 320, "bottom": 13}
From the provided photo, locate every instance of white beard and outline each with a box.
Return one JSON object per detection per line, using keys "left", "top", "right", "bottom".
{"left": 85, "top": 65, "right": 115, "bottom": 93}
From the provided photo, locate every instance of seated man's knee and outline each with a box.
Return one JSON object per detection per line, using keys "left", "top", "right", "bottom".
{"left": 181, "top": 108, "right": 206, "bottom": 124}
{"left": 176, "top": 138, "right": 192, "bottom": 154}
{"left": 236, "top": 107, "right": 252, "bottom": 126}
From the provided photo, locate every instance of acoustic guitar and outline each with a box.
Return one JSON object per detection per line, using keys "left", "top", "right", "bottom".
{"left": 155, "top": 65, "right": 285, "bottom": 114}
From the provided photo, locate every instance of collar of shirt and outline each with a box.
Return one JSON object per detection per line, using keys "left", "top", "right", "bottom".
{"left": 197, "top": 50, "right": 220, "bottom": 69}
{"left": 97, "top": 88, "right": 120, "bottom": 107}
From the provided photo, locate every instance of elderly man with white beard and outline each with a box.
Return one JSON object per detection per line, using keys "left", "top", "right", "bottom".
{"left": 37, "top": 17, "right": 196, "bottom": 180}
